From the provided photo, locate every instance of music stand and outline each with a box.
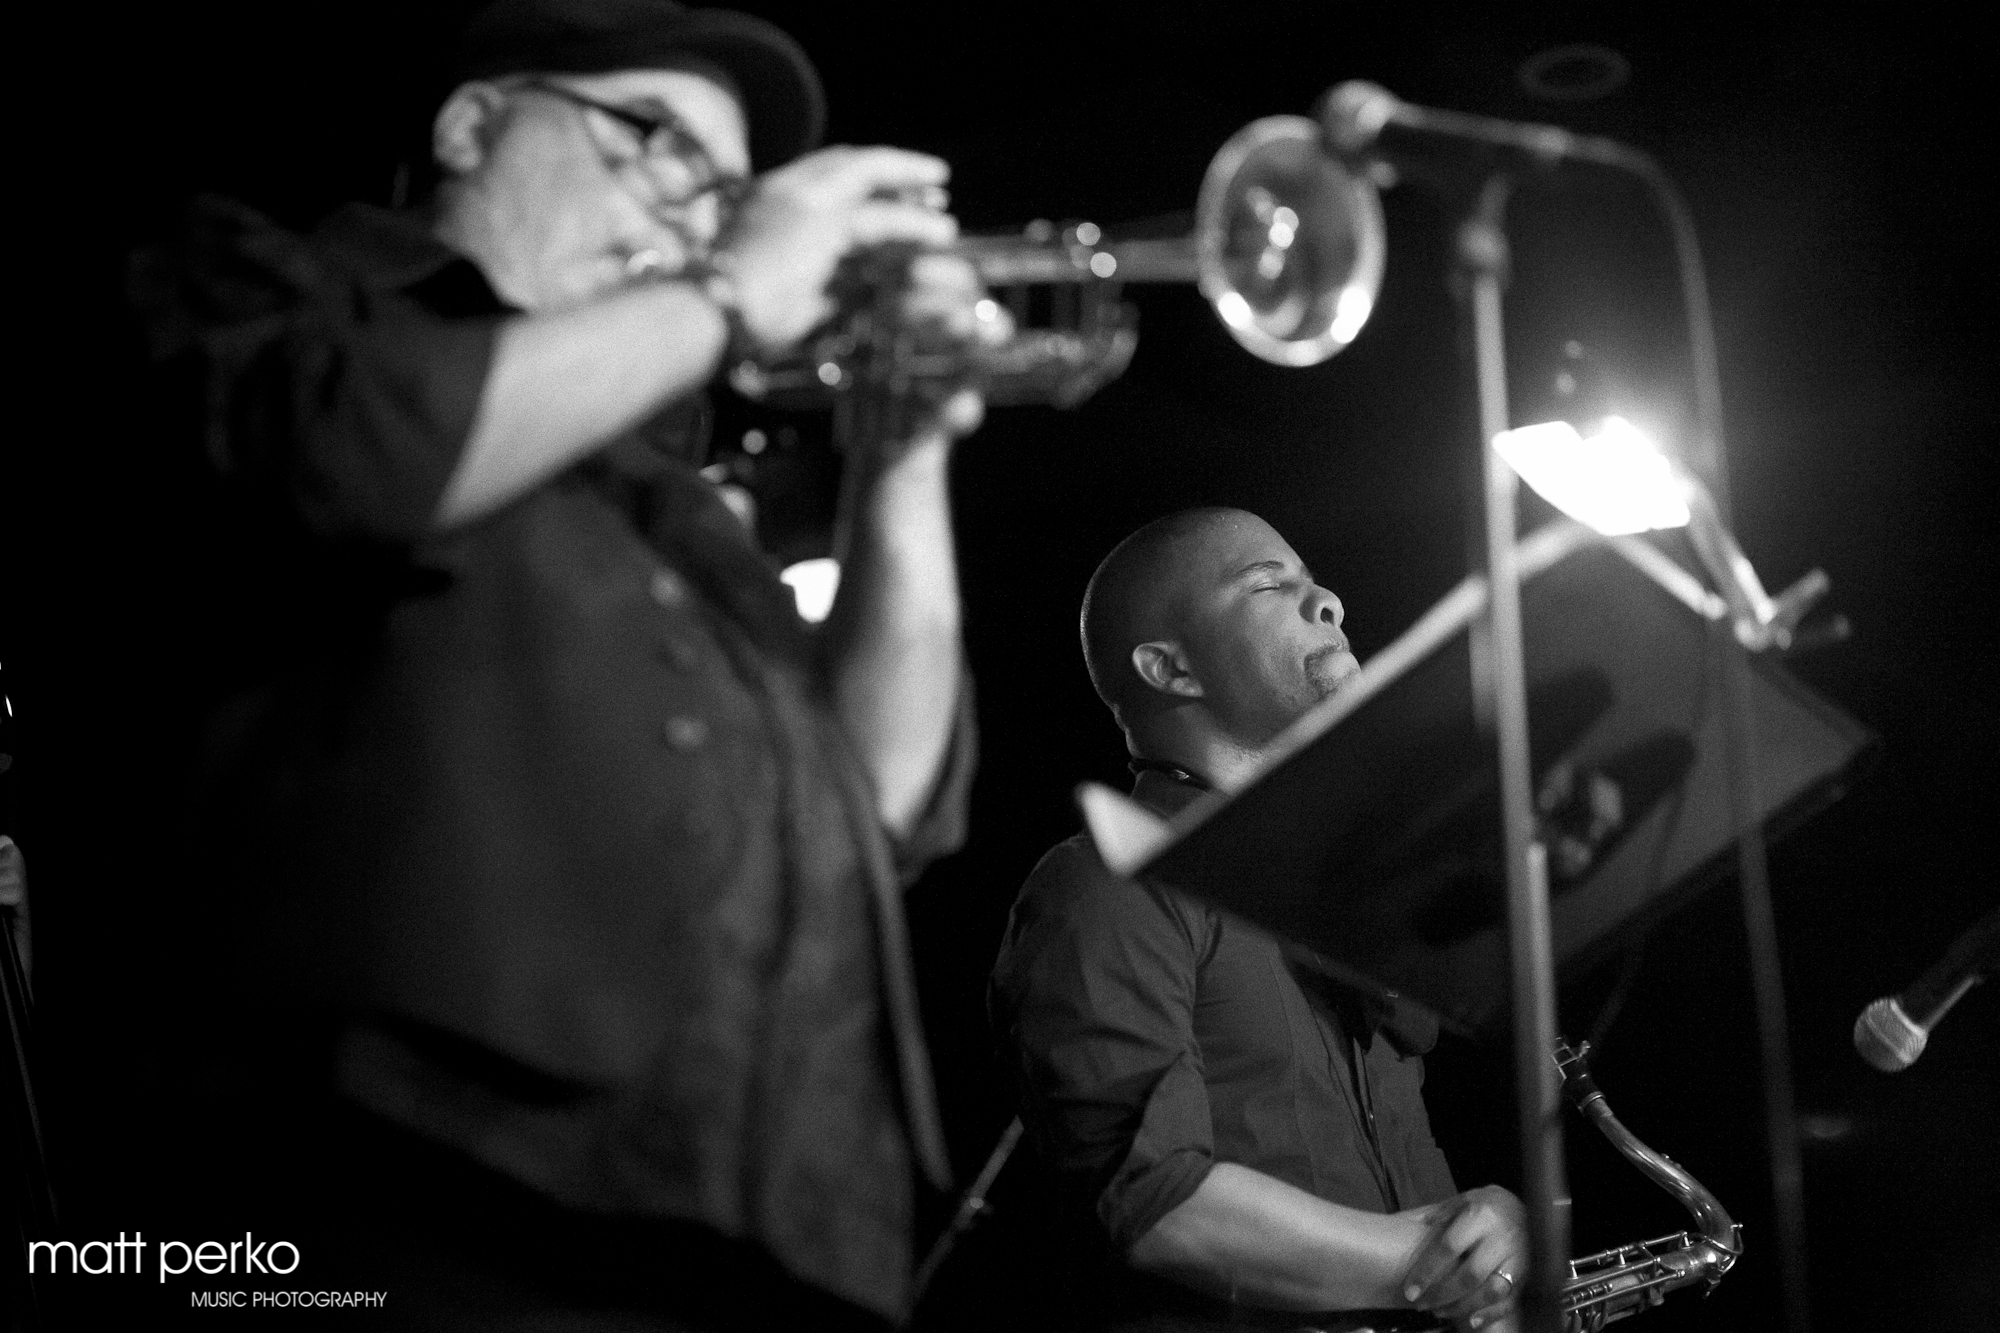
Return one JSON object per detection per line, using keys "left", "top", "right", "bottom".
{"left": 1083, "top": 520, "right": 1874, "bottom": 1036}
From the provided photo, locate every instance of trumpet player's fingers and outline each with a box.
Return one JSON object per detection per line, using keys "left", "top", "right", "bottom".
{"left": 846, "top": 200, "right": 959, "bottom": 250}
{"left": 887, "top": 183, "right": 951, "bottom": 212}
{"left": 906, "top": 251, "right": 980, "bottom": 295}
{"left": 903, "top": 254, "right": 1014, "bottom": 346}
{"left": 897, "top": 382, "right": 985, "bottom": 438}
{"left": 767, "top": 144, "right": 950, "bottom": 208}
{"left": 716, "top": 149, "right": 953, "bottom": 352}
{"left": 824, "top": 145, "right": 951, "bottom": 200}
{"left": 863, "top": 389, "right": 984, "bottom": 471}
{"left": 932, "top": 388, "right": 985, "bottom": 440}
{"left": 779, "top": 147, "right": 954, "bottom": 248}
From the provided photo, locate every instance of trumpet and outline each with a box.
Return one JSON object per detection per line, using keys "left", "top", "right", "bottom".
{"left": 727, "top": 115, "right": 1386, "bottom": 412}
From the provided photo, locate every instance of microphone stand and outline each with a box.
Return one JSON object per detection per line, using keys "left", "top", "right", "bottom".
{"left": 1453, "top": 172, "right": 1571, "bottom": 1333}
{"left": 1331, "top": 84, "right": 1828, "bottom": 1333}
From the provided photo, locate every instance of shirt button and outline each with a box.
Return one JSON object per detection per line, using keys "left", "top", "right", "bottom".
{"left": 650, "top": 568, "right": 688, "bottom": 607}
{"left": 662, "top": 715, "right": 709, "bottom": 750}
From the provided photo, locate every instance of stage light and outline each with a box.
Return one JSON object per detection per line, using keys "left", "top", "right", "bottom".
{"left": 1495, "top": 416, "right": 1831, "bottom": 650}
{"left": 1493, "top": 416, "right": 1691, "bottom": 536}
{"left": 781, "top": 558, "right": 841, "bottom": 624}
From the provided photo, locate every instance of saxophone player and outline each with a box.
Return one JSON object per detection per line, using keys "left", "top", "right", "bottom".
{"left": 992, "top": 508, "right": 1528, "bottom": 1332}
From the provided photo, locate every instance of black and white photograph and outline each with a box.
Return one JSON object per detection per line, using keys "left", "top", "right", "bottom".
{"left": 5, "top": 3, "right": 1995, "bottom": 1330}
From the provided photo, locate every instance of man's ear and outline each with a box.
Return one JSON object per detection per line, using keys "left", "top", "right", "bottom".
{"left": 433, "top": 81, "right": 510, "bottom": 178}
{"left": 1131, "top": 641, "right": 1203, "bottom": 699}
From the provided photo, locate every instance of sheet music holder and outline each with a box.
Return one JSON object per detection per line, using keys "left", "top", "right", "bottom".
{"left": 1083, "top": 521, "right": 1876, "bottom": 1037}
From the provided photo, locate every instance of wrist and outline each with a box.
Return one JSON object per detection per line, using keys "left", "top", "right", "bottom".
{"left": 851, "top": 426, "right": 953, "bottom": 497}
{"left": 1389, "top": 1210, "right": 1441, "bottom": 1308}
{"left": 686, "top": 254, "right": 760, "bottom": 365}
{"left": 844, "top": 435, "right": 955, "bottom": 569}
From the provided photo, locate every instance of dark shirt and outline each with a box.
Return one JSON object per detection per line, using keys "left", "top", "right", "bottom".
{"left": 133, "top": 197, "right": 971, "bottom": 1321}
{"left": 990, "top": 768, "right": 1456, "bottom": 1327}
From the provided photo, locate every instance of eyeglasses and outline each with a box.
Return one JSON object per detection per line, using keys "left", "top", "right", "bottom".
{"left": 520, "top": 79, "right": 752, "bottom": 218}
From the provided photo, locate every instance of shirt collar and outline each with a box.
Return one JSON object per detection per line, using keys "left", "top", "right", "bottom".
{"left": 310, "top": 203, "right": 508, "bottom": 309}
{"left": 1128, "top": 763, "right": 1211, "bottom": 819}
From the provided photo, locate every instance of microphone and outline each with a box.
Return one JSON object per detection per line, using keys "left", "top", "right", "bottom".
{"left": 1318, "top": 80, "right": 1640, "bottom": 171}
{"left": 1853, "top": 905, "right": 2000, "bottom": 1072}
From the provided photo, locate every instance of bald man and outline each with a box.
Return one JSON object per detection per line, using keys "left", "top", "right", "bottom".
{"left": 991, "top": 508, "right": 1526, "bottom": 1333}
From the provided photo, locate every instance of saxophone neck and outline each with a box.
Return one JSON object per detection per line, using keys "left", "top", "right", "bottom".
{"left": 1579, "top": 1099, "right": 1741, "bottom": 1254}
{"left": 1554, "top": 1041, "right": 1742, "bottom": 1257}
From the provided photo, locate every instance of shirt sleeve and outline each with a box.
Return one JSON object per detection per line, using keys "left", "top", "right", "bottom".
{"left": 990, "top": 839, "right": 1217, "bottom": 1253}
{"left": 129, "top": 195, "right": 501, "bottom": 544}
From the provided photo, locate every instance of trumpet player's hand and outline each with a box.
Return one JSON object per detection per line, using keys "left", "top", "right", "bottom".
{"left": 815, "top": 230, "right": 1001, "bottom": 844}
{"left": 716, "top": 144, "right": 960, "bottom": 353}
{"left": 1400, "top": 1185, "right": 1527, "bottom": 1330}
{"left": 866, "top": 249, "right": 1014, "bottom": 456}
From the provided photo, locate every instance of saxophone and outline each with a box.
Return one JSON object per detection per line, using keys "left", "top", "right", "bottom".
{"left": 1553, "top": 1040, "right": 1743, "bottom": 1330}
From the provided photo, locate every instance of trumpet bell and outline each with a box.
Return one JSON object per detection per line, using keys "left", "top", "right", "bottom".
{"left": 1196, "top": 114, "right": 1385, "bottom": 367}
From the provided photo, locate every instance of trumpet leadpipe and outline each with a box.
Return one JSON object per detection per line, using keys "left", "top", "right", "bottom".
{"left": 957, "top": 234, "right": 1198, "bottom": 286}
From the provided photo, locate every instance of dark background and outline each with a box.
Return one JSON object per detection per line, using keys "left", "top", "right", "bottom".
{"left": 5, "top": 2, "right": 1996, "bottom": 1329}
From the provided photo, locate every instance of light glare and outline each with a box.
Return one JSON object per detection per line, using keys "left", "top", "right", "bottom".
{"left": 1330, "top": 287, "right": 1373, "bottom": 344}
{"left": 1493, "top": 417, "right": 1692, "bottom": 536}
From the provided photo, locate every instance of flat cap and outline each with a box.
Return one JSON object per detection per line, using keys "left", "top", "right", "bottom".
{"left": 448, "top": 0, "right": 825, "bottom": 168}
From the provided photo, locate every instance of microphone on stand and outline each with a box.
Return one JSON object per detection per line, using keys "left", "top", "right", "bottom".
{"left": 1852, "top": 904, "right": 2000, "bottom": 1072}
{"left": 1317, "top": 80, "right": 1642, "bottom": 170}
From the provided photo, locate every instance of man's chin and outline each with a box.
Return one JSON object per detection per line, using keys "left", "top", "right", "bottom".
{"left": 1310, "top": 651, "right": 1362, "bottom": 697}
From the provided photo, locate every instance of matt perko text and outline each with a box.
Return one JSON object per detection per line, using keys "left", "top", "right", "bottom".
{"left": 26, "top": 1233, "right": 300, "bottom": 1282}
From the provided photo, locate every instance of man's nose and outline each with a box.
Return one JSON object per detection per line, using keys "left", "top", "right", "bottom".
{"left": 1305, "top": 585, "right": 1344, "bottom": 627}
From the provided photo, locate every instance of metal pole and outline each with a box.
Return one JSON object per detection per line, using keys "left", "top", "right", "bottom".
{"left": 907, "top": 1117, "right": 1023, "bottom": 1315}
{"left": 1717, "top": 633, "right": 1812, "bottom": 1333}
{"left": 1458, "top": 177, "right": 1569, "bottom": 1333}
{"left": 1628, "top": 156, "right": 1815, "bottom": 1333}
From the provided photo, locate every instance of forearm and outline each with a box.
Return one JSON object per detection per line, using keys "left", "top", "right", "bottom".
{"left": 1127, "top": 1163, "right": 1430, "bottom": 1313}
{"left": 435, "top": 282, "right": 728, "bottom": 528}
{"left": 823, "top": 434, "right": 962, "bottom": 837}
